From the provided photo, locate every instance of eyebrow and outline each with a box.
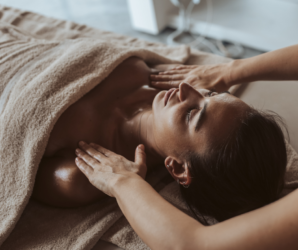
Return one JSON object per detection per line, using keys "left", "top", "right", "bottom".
{"left": 195, "top": 102, "right": 207, "bottom": 132}
{"left": 194, "top": 91, "right": 230, "bottom": 132}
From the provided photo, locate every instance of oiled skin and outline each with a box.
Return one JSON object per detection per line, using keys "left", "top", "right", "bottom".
{"left": 32, "top": 57, "right": 163, "bottom": 207}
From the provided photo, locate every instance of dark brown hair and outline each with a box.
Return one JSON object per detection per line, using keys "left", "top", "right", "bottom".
{"left": 181, "top": 108, "right": 288, "bottom": 225}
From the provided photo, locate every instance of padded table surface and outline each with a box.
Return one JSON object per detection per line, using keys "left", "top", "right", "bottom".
{"left": 236, "top": 80, "right": 298, "bottom": 152}
{"left": 91, "top": 80, "right": 298, "bottom": 250}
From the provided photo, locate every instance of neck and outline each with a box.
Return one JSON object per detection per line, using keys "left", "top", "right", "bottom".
{"left": 116, "top": 109, "right": 164, "bottom": 169}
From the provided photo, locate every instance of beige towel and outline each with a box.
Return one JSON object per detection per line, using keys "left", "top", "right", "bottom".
{"left": 0, "top": 16, "right": 190, "bottom": 250}
{"left": 1, "top": 6, "right": 297, "bottom": 250}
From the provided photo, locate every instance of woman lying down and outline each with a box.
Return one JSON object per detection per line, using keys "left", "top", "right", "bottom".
{"left": 33, "top": 44, "right": 291, "bottom": 229}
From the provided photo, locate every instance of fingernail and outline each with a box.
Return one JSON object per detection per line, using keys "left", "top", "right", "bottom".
{"left": 138, "top": 144, "right": 144, "bottom": 150}
{"left": 75, "top": 149, "right": 80, "bottom": 154}
{"left": 79, "top": 141, "right": 85, "bottom": 146}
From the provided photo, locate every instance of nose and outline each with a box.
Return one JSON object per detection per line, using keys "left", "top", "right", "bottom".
{"left": 179, "top": 82, "right": 203, "bottom": 102}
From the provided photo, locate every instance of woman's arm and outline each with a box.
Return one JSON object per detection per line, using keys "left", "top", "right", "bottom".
{"left": 114, "top": 175, "right": 298, "bottom": 250}
{"left": 113, "top": 175, "right": 206, "bottom": 250}
{"left": 227, "top": 44, "right": 298, "bottom": 85}
{"left": 75, "top": 142, "right": 298, "bottom": 250}
{"left": 75, "top": 142, "right": 205, "bottom": 249}
{"left": 150, "top": 44, "right": 298, "bottom": 91}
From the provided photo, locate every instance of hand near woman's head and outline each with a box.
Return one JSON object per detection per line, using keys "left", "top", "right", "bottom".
{"left": 150, "top": 64, "right": 232, "bottom": 92}
{"left": 75, "top": 142, "right": 147, "bottom": 197}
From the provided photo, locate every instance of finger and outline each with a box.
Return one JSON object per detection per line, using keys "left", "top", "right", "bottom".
{"left": 158, "top": 69, "right": 190, "bottom": 75}
{"left": 150, "top": 74, "right": 185, "bottom": 81}
{"left": 75, "top": 157, "right": 94, "bottom": 177}
{"left": 89, "top": 142, "right": 114, "bottom": 157}
{"left": 150, "top": 81, "right": 181, "bottom": 89}
{"left": 135, "top": 144, "right": 146, "bottom": 166}
{"left": 172, "top": 65, "right": 198, "bottom": 70}
{"left": 150, "top": 68, "right": 163, "bottom": 74}
{"left": 75, "top": 148, "right": 100, "bottom": 168}
{"left": 78, "top": 142, "right": 105, "bottom": 161}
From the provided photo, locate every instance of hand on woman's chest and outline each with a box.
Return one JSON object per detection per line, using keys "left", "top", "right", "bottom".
{"left": 44, "top": 57, "right": 158, "bottom": 156}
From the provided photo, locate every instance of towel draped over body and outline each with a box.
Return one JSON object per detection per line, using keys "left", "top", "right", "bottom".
{"left": 0, "top": 5, "right": 297, "bottom": 250}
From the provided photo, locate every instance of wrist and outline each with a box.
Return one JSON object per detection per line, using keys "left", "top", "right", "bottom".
{"left": 224, "top": 59, "right": 245, "bottom": 87}
{"left": 111, "top": 173, "right": 144, "bottom": 198}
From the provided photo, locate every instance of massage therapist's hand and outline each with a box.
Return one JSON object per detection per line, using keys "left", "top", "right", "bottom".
{"left": 150, "top": 63, "right": 233, "bottom": 92}
{"left": 75, "top": 142, "right": 147, "bottom": 197}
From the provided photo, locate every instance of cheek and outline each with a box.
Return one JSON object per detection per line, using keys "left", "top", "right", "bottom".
{"left": 153, "top": 107, "right": 186, "bottom": 149}
{"left": 154, "top": 107, "right": 178, "bottom": 132}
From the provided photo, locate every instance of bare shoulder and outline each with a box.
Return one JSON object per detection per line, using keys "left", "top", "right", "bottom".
{"left": 120, "top": 56, "right": 150, "bottom": 72}
{"left": 32, "top": 149, "right": 105, "bottom": 207}
{"left": 116, "top": 56, "right": 151, "bottom": 82}
{"left": 102, "top": 56, "right": 151, "bottom": 91}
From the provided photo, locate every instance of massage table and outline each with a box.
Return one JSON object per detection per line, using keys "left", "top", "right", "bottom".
{"left": 92, "top": 57, "right": 298, "bottom": 250}
{"left": 0, "top": 5, "right": 297, "bottom": 250}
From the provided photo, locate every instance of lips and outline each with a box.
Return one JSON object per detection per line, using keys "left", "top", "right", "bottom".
{"left": 164, "top": 88, "right": 177, "bottom": 106}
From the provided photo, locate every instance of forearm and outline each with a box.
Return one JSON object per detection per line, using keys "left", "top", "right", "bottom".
{"left": 113, "top": 176, "right": 206, "bottom": 250}
{"left": 114, "top": 175, "right": 298, "bottom": 250}
{"left": 208, "top": 188, "right": 298, "bottom": 250}
{"left": 226, "top": 44, "right": 298, "bottom": 86}
{"left": 76, "top": 142, "right": 298, "bottom": 249}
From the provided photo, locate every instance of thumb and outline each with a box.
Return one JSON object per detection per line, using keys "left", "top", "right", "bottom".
{"left": 135, "top": 144, "right": 146, "bottom": 166}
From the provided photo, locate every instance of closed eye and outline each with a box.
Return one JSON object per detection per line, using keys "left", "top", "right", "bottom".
{"left": 208, "top": 90, "right": 230, "bottom": 97}
{"left": 186, "top": 90, "right": 230, "bottom": 126}
{"left": 187, "top": 109, "right": 196, "bottom": 123}
{"left": 208, "top": 90, "right": 217, "bottom": 96}
{"left": 194, "top": 90, "right": 231, "bottom": 131}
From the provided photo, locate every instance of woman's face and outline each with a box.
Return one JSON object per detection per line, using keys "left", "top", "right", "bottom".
{"left": 152, "top": 82, "right": 249, "bottom": 162}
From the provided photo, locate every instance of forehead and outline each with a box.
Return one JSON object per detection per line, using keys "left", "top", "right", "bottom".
{"left": 211, "top": 93, "right": 247, "bottom": 120}
{"left": 192, "top": 94, "right": 248, "bottom": 153}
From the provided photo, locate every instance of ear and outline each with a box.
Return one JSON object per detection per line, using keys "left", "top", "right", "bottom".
{"left": 165, "top": 156, "right": 192, "bottom": 186}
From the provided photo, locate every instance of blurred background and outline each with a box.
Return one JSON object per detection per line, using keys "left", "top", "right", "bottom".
{"left": 0, "top": 1, "right": 296, "bottom": 249}
{"left": 0, "top": 0, "right": 298, "bottom": 58}
{"left": 0, "top": 0, "right": 297, "bottom": 57}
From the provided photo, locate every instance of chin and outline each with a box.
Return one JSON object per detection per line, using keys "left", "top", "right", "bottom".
{"left": 152, "top": 90, "right": 166, "bottom": 114}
